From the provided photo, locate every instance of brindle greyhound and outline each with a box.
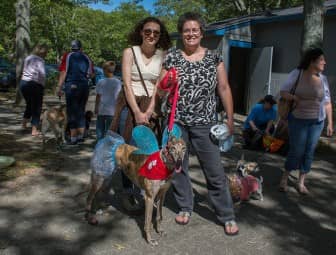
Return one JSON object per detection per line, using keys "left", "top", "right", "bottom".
{"left": 86, "top": 132, "right": 186, "bottom": 246}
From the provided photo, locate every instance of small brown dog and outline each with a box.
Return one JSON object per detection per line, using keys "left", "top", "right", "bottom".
{"left": 227, "top": 154, "right": 263, "bottom": 203}
{"left": 41, "top": 105, "right": 67, "bottom": 149}
{"left": 86, "top": 131, "right": 186, "bottom": 246}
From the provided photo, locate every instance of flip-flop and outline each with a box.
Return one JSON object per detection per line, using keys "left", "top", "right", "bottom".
{"left": 175, "top": 211, "right": 191, "bottom": 225}
{"left": 224, "top": 220, "right": 239, "bottom": 236}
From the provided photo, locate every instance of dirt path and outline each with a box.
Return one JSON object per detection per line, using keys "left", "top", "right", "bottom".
{"left": 0, "top": 95, "right": 335, "bottom": 255}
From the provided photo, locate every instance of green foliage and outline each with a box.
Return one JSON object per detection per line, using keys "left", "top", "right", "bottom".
{"left": 154, "top": 0, "right": 206, "bottom": 32}
{"left": 0, "top": 0, "right": 304, "bottom": 65}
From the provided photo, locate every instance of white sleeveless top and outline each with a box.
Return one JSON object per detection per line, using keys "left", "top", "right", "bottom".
{"left": 131, "top": 46, "right": 164, "bottom": 97}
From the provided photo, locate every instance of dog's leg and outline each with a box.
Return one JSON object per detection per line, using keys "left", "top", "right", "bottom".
{"left": 155, "top": 190, "right": 167, "bottom": 236}
{"left": 86, "top": 176, "right": 104, "bottom": 225}
{"left": 144, "top": 194, "right": 157, "bottom": 245}
{"left": 144, "top": 180, "right": 162, "bottom": 246}
{"left": 41, "top": 113, "right": 49, "bottom": 147}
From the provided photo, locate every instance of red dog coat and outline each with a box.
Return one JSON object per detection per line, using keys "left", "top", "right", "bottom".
{"left": 138, "top": 151, "right": 171, "bottom": 180}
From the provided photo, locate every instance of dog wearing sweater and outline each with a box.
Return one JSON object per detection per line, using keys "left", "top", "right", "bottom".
{"left": 227, "top": 154, "right": 263, "bottom": 203}
{"left": 85, "top": 126, "right": 186, "bottom": 246}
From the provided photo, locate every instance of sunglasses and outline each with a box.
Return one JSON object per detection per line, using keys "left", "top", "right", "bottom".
{"left": 143, "top": 28, "right": 161, "bottom": 38}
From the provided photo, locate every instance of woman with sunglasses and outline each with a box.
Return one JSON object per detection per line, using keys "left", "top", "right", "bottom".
{"left": 158, "top": 12, "right": 238, "bottom": 235}
{"left": 110, "top": 17, "right": 171, "bottom": 212}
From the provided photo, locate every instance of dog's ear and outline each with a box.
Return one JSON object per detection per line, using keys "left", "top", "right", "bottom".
{"left": 167, "top": 135, "right": 177, "bottom": 144}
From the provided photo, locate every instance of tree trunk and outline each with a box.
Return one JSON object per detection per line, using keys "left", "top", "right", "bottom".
{"left": 14, "top": 0, "right": 30, "bottom": 106}
{"left": 301, "top": 0, "right": 324, "bottom": 53}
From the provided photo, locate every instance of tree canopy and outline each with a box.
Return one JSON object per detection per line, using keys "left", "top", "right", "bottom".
{"left": 1, "top": 0, "right": 304, "bottom": 65}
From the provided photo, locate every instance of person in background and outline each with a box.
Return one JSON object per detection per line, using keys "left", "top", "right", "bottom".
{"left": 242, "top": 95, "right": 277, "bottom": 149}
{"left": 56, "top": 40, "right": 94, "bottom": 145}
{"left": 94, "top": 61, "right": 121, "bottom": 140}
{"left": 159, "top": 12, "right": 238, "bottom": 235}
{"left": 279, "top": 48, "right": 333, "bottom": 194}
{"left": 20, "top": 43, "right": 48, "bottom": 136}
{"left": 110, "top": 17, "right": 171, "bottom": 213}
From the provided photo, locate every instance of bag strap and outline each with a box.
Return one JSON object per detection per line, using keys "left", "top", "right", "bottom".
{"left": 131, "top": 47, "right": 150, "bottom": 97}
{"left": 290, "top": 69, "right": 301, "bottom": 95}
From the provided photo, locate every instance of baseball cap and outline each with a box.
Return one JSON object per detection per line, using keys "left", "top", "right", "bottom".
{"left": 71, "top": 40, "right": 82, "bottom": 50}
{"left": 264, "top": 94, "right": 276, "bottom": 105}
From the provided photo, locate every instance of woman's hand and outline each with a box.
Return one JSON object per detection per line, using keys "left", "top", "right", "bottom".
{"left": 134, "top": 111, "right": 149, "bottom": 125}
{"left": 144, "top": 109, "right": 153, "bottom": 121}
{"left": 327, "top": 123, "right": 333, "bottom": 137}
{"left": 292, "top": 95, "right": 299, "bottom": 103}
{"left": 227, "top": 118, "right": 234, "bottom": 135}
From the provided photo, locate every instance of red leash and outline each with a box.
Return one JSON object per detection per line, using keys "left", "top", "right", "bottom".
{"left": 158, "top": 68, "right": 178, "bottom": 132}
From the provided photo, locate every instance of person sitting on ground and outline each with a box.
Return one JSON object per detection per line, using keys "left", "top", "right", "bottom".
{"left": 94, "top": 61, "right": 122, "bottom": 141}
{"left": 242, "top": 95, "right": 277, "bottom": 149}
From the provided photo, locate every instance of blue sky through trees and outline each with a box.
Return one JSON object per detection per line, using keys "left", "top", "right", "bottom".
{"left": 88, "top": 0, "right": 155, "bottom": 12}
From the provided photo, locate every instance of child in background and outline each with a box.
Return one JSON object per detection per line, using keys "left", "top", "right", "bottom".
{"left": 95, "top": 61, "right": 122, "bottom": 140}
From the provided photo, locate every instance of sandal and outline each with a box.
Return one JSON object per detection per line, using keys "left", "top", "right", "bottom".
{"left": 296, "top": 184, "right": 310, "bottom": 195}
{"left": 175, "top": 211, "right": 191, "bottom": 225}
{"left": 224, "top": 220, "right": 239, "bottom": 236}
{"left": 32, "top": 131, "right": 42, "bottom": 137}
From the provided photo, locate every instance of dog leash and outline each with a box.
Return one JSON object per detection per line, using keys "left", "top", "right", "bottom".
{"left": 158, "top": 68, "right": 178, "bottom": 134}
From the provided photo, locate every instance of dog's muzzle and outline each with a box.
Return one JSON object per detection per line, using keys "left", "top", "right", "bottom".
{"left": 175, "top": 159, "right": 183, "bottom": 173}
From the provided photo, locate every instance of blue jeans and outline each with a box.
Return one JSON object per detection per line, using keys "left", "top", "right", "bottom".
{"left": 285, "top": 115, "right": 324, "bottom": 173}
{"left": 64, "top": 82, "right": 89, "bottom": 129}
{"left": 96, "top": 115, "right": 114, "bottom": 141}
{"left": 20, "top": 80, "right": 44, "bottom": 126}
{"left": 117, "top": 107, "right": 137, "bottom": 191}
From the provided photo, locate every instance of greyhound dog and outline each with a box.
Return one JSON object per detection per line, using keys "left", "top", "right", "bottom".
{"left": 41, "top": 104, "right": 67, "bottom": 150}
{"left": 85, "top": 128, "right": 186, "bottom": 246}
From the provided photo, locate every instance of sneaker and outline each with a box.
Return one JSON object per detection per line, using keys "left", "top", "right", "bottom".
{"left": 77, "top": 138, "right": 85, "bottom": 144}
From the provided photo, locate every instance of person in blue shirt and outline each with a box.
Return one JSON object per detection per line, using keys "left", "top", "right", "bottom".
{"left": 56, "top": 40, "right": 94, "bottom": 145}
{"left": 243, "top": 95, "right": 277, "bottom": 149}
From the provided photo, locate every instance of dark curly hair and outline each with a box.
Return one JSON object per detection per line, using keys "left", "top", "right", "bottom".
{"left": 177, "top": 12, "right": 206, "bottom": 34}
{"left": 128, "top": 17, "right": 172, "bottom": 50}
{"left": 298, "top": 48, "right": 324, "bottom": 70}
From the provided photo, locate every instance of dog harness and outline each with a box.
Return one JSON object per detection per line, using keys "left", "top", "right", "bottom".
{"left": 138, "top": 151, "right": 171, "bottom": 180}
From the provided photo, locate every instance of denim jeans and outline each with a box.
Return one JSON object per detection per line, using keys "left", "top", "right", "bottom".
{"left": 96, "top": 115, "right": 113, "bottom": 141}
{"left": 64, "top": 82, "right": 89, "bottom": 129}
{"left": 172, "top": 124, "right": 235, "bottom": 224}
{"left": 20, "top": 80, "right": 44, "bottom": 126}
{"left": 118, "top": 107, "right": 137, "bottom": 191}
{"left": 285, "top": 115, "right": 324, "bottom": 173}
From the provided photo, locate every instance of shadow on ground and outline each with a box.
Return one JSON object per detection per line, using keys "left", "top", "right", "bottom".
{"left": 0, "top": 96, "right": 335, "bottom": 255}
